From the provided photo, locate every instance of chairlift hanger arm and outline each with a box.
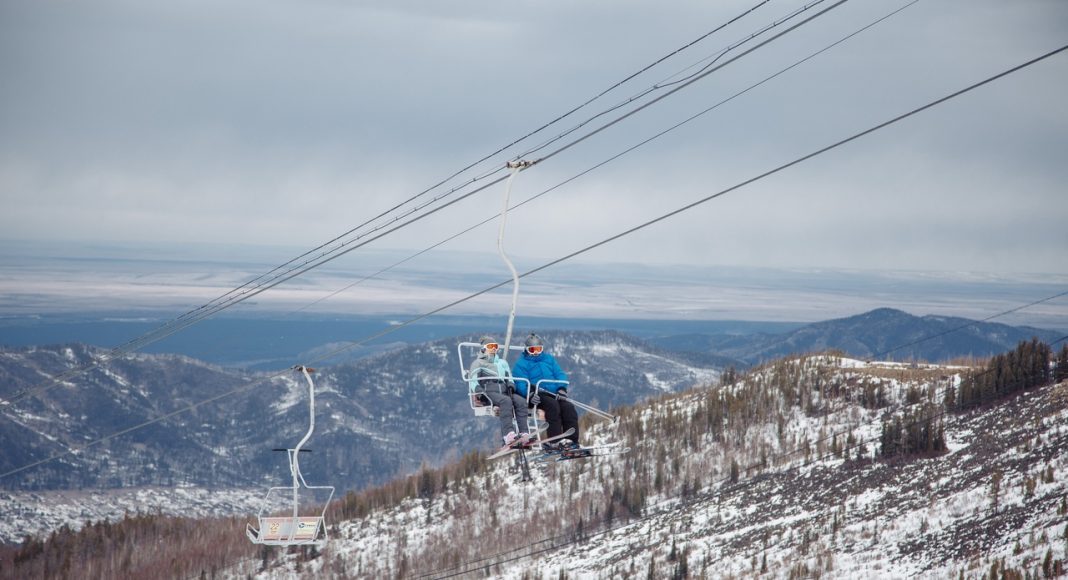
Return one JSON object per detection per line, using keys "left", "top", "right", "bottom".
{"left": 496, "top": 159, "right": 533, "bottom": 357}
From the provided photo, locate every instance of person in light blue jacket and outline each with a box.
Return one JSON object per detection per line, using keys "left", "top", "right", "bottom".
{"left": 512, "top": 333, "right": 579, "bottom": 448}
{"left": 467, "top": 335, "right": 530, "bottom": 447}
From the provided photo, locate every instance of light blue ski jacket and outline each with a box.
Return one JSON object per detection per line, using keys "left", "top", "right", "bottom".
{"left": 467, "top": 352, "right": 514, "bottom": 393}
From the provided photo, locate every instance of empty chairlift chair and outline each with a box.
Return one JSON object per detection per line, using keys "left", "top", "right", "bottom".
{"left": 246, "top": 365, "right": 335, "bottom": 548}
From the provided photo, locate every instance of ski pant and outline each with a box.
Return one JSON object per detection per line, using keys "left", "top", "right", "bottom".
{"left": 481, "top": 389, "right": 529, "bottom": 443}
{"left": 537, "top": 393, "right": 578, "bottom": 444}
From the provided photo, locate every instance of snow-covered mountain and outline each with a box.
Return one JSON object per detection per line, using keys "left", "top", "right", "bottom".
{"left": 3, "top": 345, "right": 1066, "bottom": 578}
{"left": 652, "top": 307, "right": 1065, "bottom": 365}
{"left": 221, "top": 353, "right": 1067, "bottom": 579}
{"left": 0, "top": 330, "right": 719, "bottom": 541}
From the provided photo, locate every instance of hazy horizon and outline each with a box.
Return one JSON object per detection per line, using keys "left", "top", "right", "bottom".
{"left": 2, "top": 239, "right": 1065, "bottom": 333}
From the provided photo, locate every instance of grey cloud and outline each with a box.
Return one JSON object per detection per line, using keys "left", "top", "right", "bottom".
{"left": 1, "top": 0, "right": 1065, "bottom": 277}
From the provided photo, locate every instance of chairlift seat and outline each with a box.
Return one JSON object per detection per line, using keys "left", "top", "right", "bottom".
{"left": 470, "top": 393, "right": 500, "bottom": 416}
{"left": 247, "top": 516, "right": 325, "bottom": 545}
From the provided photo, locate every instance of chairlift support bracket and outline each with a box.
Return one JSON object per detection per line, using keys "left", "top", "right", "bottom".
{"left": 496, "top": 159, "right": 533, "bottom": 359}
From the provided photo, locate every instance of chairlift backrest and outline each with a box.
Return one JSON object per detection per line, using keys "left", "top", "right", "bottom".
{"left": 457, "top": 341, "right": 520, "bottom": 376}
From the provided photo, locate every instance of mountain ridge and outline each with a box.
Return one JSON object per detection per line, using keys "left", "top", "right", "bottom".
{"left": 0, "top": 330, "right": 720, "bottom": 497}
{"left": 651, "top": 307, "right": 1063, "bottom": 365}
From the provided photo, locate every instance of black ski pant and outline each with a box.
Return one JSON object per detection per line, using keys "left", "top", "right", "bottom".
{"left": 537, "top": 393, "right": 578, "bottom": 444}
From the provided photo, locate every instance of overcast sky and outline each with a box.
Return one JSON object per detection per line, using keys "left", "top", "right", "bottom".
{"left": 1, "top": 0, "right": 1066, "bottom": 283}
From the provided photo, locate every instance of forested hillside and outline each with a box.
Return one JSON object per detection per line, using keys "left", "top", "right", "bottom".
{"left": 3, "top": 341, "right": 1065, "bottom": 579}
{"left": 0, "top": 331, "right": 719, "bottom": 494}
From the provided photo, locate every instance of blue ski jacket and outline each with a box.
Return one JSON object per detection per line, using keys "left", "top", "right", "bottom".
{"left": 512, "top": 351, "right": 568, "bottom": 398}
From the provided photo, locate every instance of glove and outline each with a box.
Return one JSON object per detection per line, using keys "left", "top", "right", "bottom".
{"left": 529, "top": 393, "right": 541, "bottom": 406}
{"left": 557, "top": 388, "right": 567, "bottom": 399}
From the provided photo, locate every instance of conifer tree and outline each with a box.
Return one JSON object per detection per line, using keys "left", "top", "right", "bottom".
{"left": 1055, "top": 344, "right": 1068, "bottom": 383}
{"left": 990, "top": 470, "right": 1003, "bottom": 514}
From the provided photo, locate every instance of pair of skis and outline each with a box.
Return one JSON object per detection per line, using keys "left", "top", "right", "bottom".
{"left": 534, "top": 440, "right": 629, "bottom": 463}
{"left": 488, "top": 427, "right": 629, "bottom": 462}
{"left": 487, "top": 428, "right": 575, "bottom": 460}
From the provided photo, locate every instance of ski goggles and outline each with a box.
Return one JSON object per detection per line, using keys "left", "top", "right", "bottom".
{"left": 526, "top": 346, "right": 543, "bottom": 355}
{"left": 482, "top": 342, "right": 499, "bottom": 351}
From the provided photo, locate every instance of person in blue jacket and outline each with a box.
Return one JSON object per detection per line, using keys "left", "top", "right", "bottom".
{"left": 512, "top": 333, "right": 579, "bottom": 448}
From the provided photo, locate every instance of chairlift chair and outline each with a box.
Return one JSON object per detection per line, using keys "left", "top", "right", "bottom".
{"left": 457, "top": 341, "right": 540, "bottom": 434}
{"left": 246, "top": 365, "right": 336, "bottom": 548}
{"left": 455, "top": 161, "right": 549, "bottom": 457}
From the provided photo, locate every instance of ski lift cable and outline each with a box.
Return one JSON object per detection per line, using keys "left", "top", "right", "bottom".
{"left": 0, "top": 170, "right": 516, "bottom": 408}
{"left": 421, "top": 340, "right": 1068, "bottom": 579}
{"left": 513, "top": 0, "right": 841, "bottom": 162}
{"left": 22, "top": 24, "right": 1068, "bottom": 415}
{"left": 52, "top": 9, "right": 858, "bottom": 405}
{"left": 657, "top": 0, "right": 831, "bottom": 90}
{"left": 404, "top": 0, "right": 776, "bottom": 202}
{"left": 419, "top": 24, "right": 1067, "bottom": 543}
{"left": 245, "top": 0, "right": 871, "bottom": 337}
{"left": 418, "top": 37, "right": 1068, "bottom": 572}
{"left": 138, "top": 0, "right": 807, "bottom": 327}
{"left": 152, "top": 0, "right": 781, "bottom": 327}
{"left": 527, "top": 0, "right": 850, "bottom": 171}
{"left": 118, "top": 0, "right": 817, "bottom": 330}
{"left": 141, "top": 0, "right": 829, "bottom": 334}
{"left": 287, "top": 0, "right": 922, "bottom": 321}
{"left": 0, "top": 2, "right": 815, "bottom": 409}
{"left": 102, "top": 168, "right": 513, "bottom": 352}
{"left": 18, "top": 46, "right": 1046, "bottom": 402}
{"left": 3, "top": 42, "right": 1063, "bottom": 480}
{"left": 514, "top": 45, "right": 1068, "bottom": 287}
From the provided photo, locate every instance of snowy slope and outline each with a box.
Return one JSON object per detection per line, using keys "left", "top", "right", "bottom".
{"left": 221, "top": 356, "right": 1068, "bottom": 579}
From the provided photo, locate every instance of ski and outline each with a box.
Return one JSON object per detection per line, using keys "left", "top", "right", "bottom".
{"left": 551, "top": 441, "right": 629, "bottom": 462}
{"left": 487, "top": 428, "right": 575, "bottom": 460}
{"left": 530, "top": 440, "right": 625, "bottom": 463}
